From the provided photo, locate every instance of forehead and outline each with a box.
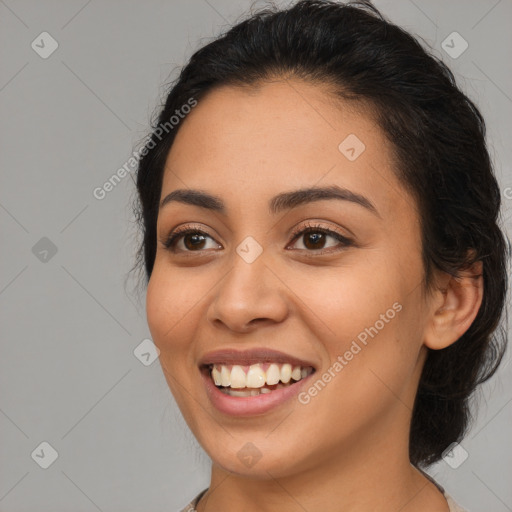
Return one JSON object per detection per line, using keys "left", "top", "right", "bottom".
{"left": 161, "top": 80, "right": 415, "bottom": 222}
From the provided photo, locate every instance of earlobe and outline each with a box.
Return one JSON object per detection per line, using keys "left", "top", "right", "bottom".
{"left": 423, "top": 261, "right": 483, "bottom": 350}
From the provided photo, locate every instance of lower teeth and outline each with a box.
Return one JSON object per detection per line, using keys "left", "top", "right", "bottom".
{"left": 218, "top": 382, "right": 292, "bottom": 397}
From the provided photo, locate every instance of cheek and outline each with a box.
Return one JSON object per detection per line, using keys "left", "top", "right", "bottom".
{"left": 146, "top": 271, "right": 170, "bottom": 345}
{"left": 146, "top": 264, "right": 199, "bottom": 355}
{"left": 293, "top": 261, "right": 401, "bottom": 344}
{"left": 146, "top": 259, "right": 200, "bottom": 345}
{"left": 146, "top": 266, "right": 201, "bottom": 407}
{"left": 296, "top": 261, "right": 422, "bottom": 392}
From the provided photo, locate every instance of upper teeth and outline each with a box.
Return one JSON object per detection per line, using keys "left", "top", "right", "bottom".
{"left": 210, "top": 363, "right": 313, "bottom": 388}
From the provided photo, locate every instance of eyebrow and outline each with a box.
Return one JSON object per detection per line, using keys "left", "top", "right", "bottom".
{"left": 159, "top": 185, "right": 380, "bottom": 217}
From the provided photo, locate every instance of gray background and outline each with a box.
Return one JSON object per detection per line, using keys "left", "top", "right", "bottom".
{"left": 1, "top": 0, "right": 511, "bottom": 511}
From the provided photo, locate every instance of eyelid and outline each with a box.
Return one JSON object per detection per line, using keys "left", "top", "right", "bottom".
{"left": 288, "top": 221, "right": 352, "bottom": 245}
{"left": 160, "top": 223, "right": 220, "bottom": 250}
{"left": 161, "top": 221, "right": 354, "bottom": 254}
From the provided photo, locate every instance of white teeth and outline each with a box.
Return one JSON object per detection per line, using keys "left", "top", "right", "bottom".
{"left": 228, "top": 389, "right": 252, "bottom": 397}
{"left": 220, "top": 386, "right": 273, "bottom": 397}
{"left": 230, "top": 365, "right": 246, "bottom": 388}
{"left": 220, "top": 366, "right": 231, "bottom": 387}
{"left": 212, "top": 367, "right": 222, "bottom": 386}
{"left": 280, "top": 363, "right": 292, "bottom": 384}
{"left": 266, "top": 364, "right": 281, "bottom": 385}
{"left": 246, "top": 364, "right": 266, "bottom": 388}
{"left": 210, "top": 362, "right": 314, "bottom": 390}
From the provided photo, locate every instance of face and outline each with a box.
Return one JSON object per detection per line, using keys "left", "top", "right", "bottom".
{"left": 146, "top": 79, "right": 433, "bottom": 478}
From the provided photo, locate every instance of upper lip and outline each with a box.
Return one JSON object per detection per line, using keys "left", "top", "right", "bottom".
{"left": 199, "top": 348, "right": 317, "bottom": 369}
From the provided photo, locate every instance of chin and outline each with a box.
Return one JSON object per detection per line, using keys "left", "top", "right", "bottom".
{"left": 201, "top": 433, "right": 311, "bottom": 479}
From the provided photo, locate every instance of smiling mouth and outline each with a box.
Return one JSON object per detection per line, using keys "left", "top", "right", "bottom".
{"left": 205, "top": 362, "right": 316, "bottom": 397}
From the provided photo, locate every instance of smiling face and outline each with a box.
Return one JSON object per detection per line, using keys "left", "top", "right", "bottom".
{"left": 146, "top": 79, "right": 435, "bottom": 479}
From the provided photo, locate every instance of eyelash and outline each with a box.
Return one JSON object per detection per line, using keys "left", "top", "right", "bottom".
{"left": 162, "top": 221, "right": 353, "bottom": 256}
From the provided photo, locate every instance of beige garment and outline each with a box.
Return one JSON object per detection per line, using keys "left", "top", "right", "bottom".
{"left": 445, "top": 492, "right": 469, "bottom": 511}
{"left": 180, "top": 487, "right": 468, "bottom": 511}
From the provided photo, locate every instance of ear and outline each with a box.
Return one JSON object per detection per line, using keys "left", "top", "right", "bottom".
{"left": 423, "top": 260, "right": 484, "bottom": 350}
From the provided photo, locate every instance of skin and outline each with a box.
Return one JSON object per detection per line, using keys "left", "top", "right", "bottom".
{"left": 146, "top": 79, "right": 483, "bottom": 512}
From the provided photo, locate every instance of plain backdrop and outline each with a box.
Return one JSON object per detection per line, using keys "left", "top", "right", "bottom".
{"left": 1, "top": 1, "right": 511, "bottom": 511}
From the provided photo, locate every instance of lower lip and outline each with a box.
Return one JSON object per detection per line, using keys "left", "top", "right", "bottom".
{"left": 201, "top": 368, "right": 314, "bottom": 416}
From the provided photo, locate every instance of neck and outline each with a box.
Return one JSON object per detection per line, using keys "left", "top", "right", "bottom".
{"left": 196, "top": 422, "right": 448, "bottom": 512}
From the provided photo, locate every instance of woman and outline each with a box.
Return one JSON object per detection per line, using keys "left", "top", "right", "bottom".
{"left": 132, "top": 1, "right": 508, "bottom": 510}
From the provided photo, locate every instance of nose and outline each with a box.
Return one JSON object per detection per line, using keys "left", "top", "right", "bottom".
{"left": 206, "top": 251, "right": 289, "bottom": 334}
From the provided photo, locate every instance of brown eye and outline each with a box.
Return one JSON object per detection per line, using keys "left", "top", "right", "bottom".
{"left": 162, "top": 222, "right": 353, "bottom": 256}
{"left": 302, "top": 231, "right": 328, "bottom": 250}
{"left": 163, "top": 228, "right": 220, "bottom": 252}
{"left": 289, "top": 223, "right": 353, "bottom": 255}
{"left": 182, "top": 232, "right": 208, "bottom": 250}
